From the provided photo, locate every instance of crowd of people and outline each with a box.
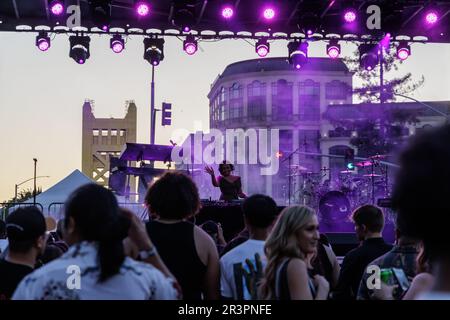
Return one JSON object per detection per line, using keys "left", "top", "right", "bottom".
{"left": 1, "top": 125, "right": 450, "bottom": 300}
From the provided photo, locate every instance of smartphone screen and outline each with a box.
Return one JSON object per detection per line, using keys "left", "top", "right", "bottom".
{"left": 392, "top": 268, "right": 410, "bottom": 292}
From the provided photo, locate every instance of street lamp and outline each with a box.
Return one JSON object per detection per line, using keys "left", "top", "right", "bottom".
{"left": 14, "top": 176, "right": 50, "bottom": 203}
{"left": 391, "top": 92, "right": 450, "bottom": 121}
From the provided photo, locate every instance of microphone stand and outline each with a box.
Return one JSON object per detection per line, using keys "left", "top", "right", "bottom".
{"left": 282, "top": 147, "right": 301, "bottom": 205}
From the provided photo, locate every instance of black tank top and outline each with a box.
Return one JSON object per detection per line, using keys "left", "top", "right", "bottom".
{"left": 145, "top": 221, "right": 207, "bottom": 300}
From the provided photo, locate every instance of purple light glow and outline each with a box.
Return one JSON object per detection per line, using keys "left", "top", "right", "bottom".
{"left": 307, "top": 30, "right": 313, "bottom": 36}
{"left": 425, "top": 11, "right": 438, "bottom": 25}
{"left": 184, "top": 43, "right": 197, "bottom": 55}
{"left": 79, "top": 59, "right": 85, "bottom": 64}
{"left": 327, "top": 46, "right": 340, "bottom": 59}
{"left": 263, "top": 8, "right": 275, "bottom": 20}
{"left": 37, "top": 40, "right": 50, "bottom": 52}
{"left": 152, "top": 60, "right": 159, "bottom": 66}
{"left": 295, "top": 64, "right": 301, "bottom": 70}
{"left": 136, "top": 3, "right": 150, "bottom": 17}
{"left": 50, "top": 2, "right": 64, "bottom": 16}
{"left": 222, "top": 7, "right": 234, "bottom": 19}
{"left": 112, "top": 41, "right": 124, "bottom": 54}
{"left": 183, "top": 26, "right": 191, "bottom": 32}
{"left": 256, "top": 45, "right": 269, "bottom": 57}
{"left": 344, "top": 10, "right": 357, "bottom": 23}
{"left": 397, "top": 48, "right": 410, "bottom": 60}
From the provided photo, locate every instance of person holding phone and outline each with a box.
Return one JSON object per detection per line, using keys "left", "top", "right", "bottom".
{"left": 12, "top": 184, "right": 179, "bottom": 300}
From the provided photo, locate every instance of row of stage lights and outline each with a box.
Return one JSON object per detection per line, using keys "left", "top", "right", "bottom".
{"left": 47, "top": 0, "right": 442, "bottom": 34}
{"left": 34, "top": 30, "right": 413, "bottom": 69}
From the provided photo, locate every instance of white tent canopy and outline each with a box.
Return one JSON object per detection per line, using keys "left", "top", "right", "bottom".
{"left": 25, "top": 169, "right": 93, "bottom": 216}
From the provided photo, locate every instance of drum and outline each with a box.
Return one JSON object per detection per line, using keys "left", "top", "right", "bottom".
{"left": 319, "top": 191, "right": 351, "bottom": 224}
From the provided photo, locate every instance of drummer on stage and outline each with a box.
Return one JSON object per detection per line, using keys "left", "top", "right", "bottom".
{"left": 205, "top": 161, "right": 247, "bottom": 201}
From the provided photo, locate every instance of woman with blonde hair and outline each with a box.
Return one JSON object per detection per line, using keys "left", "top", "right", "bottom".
{"left": 259, "top": 206, "right": 330, "bottom": 300}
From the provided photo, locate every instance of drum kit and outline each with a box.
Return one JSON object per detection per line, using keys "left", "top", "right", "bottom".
{"left": 286, "top": 154, "right": 391, "bottom": 219}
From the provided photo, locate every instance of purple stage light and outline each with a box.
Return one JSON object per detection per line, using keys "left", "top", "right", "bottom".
{"left": 36, "top": 32, "right": 51, "bottom": 52}
{"left": 425, "top": 11, "right": 438, "bottom": 25}
{"left": 295, "top": 64, "right": 301, "bottom": 70}
{"left": 112, "top": 42, "right": 124, "bottom": 53}
{"left": 257, "top": 46, "right": 269, "bottom": 57}
{"left": 263, "top": 8, "right": 275, "bottom": 20}
{"left": 136, "top": 2, "right": 150, "bottom": 17}
{"left": 184, "top": 43, "right": 197, "bottom": 55}
{"left": 222, "top": 6, "right": 234, "bottom": 19}
{"left": 50, "top": 1, "right": 64, "bottom": 16}
{"left": 255, "top": 39, "right": 269, "bottom": 57}
{"left": 183, "top": 35, "right": 198, "bottom": 55}
{"left": 327, "top": 46, "right": 340, "bottom": 59}
{"left": 397, "top": 48, "right": 409, "bottom": 60}
{"left": 37, "top": 39, "right": 50, "bottom": 51}
{"left": 183, "top": 26, "right": 191, "bottom": 32}
{"left": 79, "top": 59, "right": 85, "bottom": 64}
{"left": 344, "top": 10, "right": 357, "bottom": 23}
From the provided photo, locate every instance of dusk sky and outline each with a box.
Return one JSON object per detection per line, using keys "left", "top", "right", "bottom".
{"left": 1, "top": 32, "right": 449, "bottom": 202}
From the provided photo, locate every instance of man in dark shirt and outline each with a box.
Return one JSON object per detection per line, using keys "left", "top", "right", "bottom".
{"left": 357, "top": 222, "right": 419, "bottom": 300}
{"left": 333, "top": 205, "right": 393, "bottom": 300}
{"left": 0, "top": 207, "right": 47, "bottom": 300}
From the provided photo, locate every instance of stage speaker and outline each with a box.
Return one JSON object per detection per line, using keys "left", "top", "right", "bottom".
{"left": 324, "top": 232, "right": 359, "bottom": 257}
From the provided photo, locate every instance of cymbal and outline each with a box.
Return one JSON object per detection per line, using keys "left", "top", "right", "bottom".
{"left": 340, "top": 170, "right": 355, "bottom": 174}
{"left": 363, "top": 174, "right": 382, "bottom": 177}
{"left": 289, "top": 165, "right": 309, "bottom": 171}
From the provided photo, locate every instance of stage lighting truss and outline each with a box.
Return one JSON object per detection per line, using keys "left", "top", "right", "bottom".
{"left": 144, "top": 37, "right": 164, "bottom": 66}
{"left": 110, "top": 34, "right": 125, "bottom": 53}
{"left": 327, "top": 39, "right": 341, "bottom": 59}
{"left": 36, "top": 31, "right": 51, "bottom": 52}
{"left": 171, "top": 1, "right": 196, "bottom": 32}
{"left": 359, "top": 43, "right": 379, "bottom": 71}
{"left": 69, "top": 35, "right": 91, "bottom": 64}
{"left": 255, "top": 38, "right": 270, "bottom": 57}
{"left": 183, "top": 35, "right": 198, "bottom": 55}
{"left": 298, "top": 11, "right": 321, "bottom": 36}
{"left": 397, "top": 41, "right": 411, "bottom": 60}
{"left": 288, "top": 40, "right": 308, "bottom": 70}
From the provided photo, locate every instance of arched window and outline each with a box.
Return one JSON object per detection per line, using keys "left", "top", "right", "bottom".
{"left": 272, "top": 79, "right": 293, "bottom": 121}
{"left": 299, "top": 79, "right": 320, "bottom": 121}
{"left": 248, "top": 81, "right": 266, "bottom": 121}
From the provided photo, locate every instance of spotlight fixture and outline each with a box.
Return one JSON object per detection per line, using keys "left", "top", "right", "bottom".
{"left": 288, "top": 41, "right": 308, "bottom": 70}
{"left": 327, "top": 40, "right": 340, "bottom": 59}
{"left": 221, "top": 1, "right": 234, "bottom": 19}
{"left": 144, "top": 37, "right": 165, "bottom": 66}
{"left": 255, "top": 39, "right": 270, "bottom": 57}
{"left": 343, "top": 7, "right": 357, "bottom": 23}
{"left": 89, "top": 0, "right": 112, "bottom": 31}
{"left": 397, "top": 41, "right": 411, "bottom": 61}
{"left": 36, "top": 31, "right": 51, "bottom": 52}
{"left": 425, "top": 10, "right": 439, "bottom": 25}
{"left": 171, "top": 1, "right": 196, "bottom": 32}
{"left": 69, "top": 35, "right": 91, "bottom": 64}
{"left": 183, "top": 35, "right": 198, "bottom": 55}
{"left": 110, "top": 35, "right": 125, "bottom": 54}
{"left": 262, "top": 2, "right": 276, "bottom": 20}
{"left": 135, "top": 1, "right": 151, "bottom": 17}
{"left": 49, "top": 0, "right": 64, "bottom": 16}
{"left": 359, "top": 44, "right": 378, "bottom": 71}
{"left": 298, "top": 12, "right": 321, "bottom": 36}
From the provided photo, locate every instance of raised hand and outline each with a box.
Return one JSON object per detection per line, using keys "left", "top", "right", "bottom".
{"left": 204, "top": 165, "right": 215, "bottom": 176}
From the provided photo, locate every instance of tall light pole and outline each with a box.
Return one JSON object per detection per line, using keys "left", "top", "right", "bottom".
{"left": 15, "top": 176, "right": 50, "bottom": 202}
{"left": 33, "top": 158, "right": 37, "bottom": 205}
